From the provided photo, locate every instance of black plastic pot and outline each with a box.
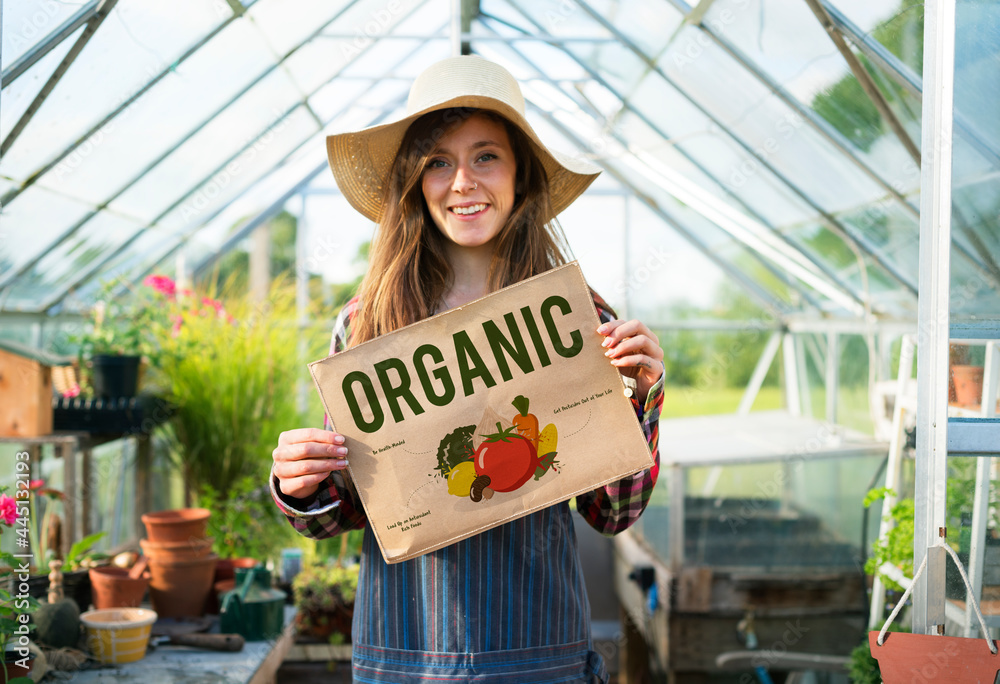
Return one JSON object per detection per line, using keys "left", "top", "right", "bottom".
{"left": 90, "top": 354, "right": 141, "bottom": 399}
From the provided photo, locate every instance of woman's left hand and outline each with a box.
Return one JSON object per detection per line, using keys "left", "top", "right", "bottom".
{"left": 597, "top": 319, "right": 664, "bottom": 404}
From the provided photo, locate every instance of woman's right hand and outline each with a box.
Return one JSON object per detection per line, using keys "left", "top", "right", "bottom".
{"left": 272, "top": 428, "right": 350, "bottom": 500}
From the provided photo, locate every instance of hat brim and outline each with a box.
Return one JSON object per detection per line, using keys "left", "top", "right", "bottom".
{"left": 326, "top": 96, "right": 601, "bottom": 224}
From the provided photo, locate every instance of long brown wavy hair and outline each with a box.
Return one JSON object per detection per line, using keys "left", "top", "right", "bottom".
{"left": 348, "top": 108, "right": 572, "bottom": 346}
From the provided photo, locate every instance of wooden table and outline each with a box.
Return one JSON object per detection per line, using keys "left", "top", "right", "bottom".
{"left": 65, "top": 606, "right": 297, "bottom": 684}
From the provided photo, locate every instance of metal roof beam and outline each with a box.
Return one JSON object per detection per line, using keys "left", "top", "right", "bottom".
{"left": 30, "top": 13, "right": 434, "bottom": 314}
{"left": 480, "top": 10, "right": 869, "bottom": 313}
{"left": 492, "top": 36, "right": 830, "bottom": 313}
{"left": 0, "top": 0, "right": 420, "bottom": 297}
{"left": 0, "top": 0, "right": 118, "bottom": 157}
{"left": 567, "top": 0, "right": 919, "bottom": 297}
{"left": 801, "top": 0, "right": 921, "bottom": 166}
{"left": 822, "top": 0, "right": 1000, "bottom": 170}
{"left": 0, "top": 0, "right": 100, "bottom": 87}
{"left": 0, "top": 0, "right": 266, "bottom": 209}
{"left": 529, "top": 102, "right": 791, "bottom": 317}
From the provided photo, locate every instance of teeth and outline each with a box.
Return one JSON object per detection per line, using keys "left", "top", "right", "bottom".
{"left": 452, "top": 204, "right": 487, "bottom": 215}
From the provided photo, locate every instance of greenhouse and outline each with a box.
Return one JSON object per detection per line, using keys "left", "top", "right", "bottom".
{"left": 0, "top": 0, "right": 998, "bottom": 681}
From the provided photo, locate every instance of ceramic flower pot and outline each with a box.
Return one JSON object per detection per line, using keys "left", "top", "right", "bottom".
{"left": 140, "top": 536, "right": 214, "bottom": 562}
{"left": 148, "top": 553, "right": 218, "bottom": 618}
{"left": 952, "top": 365, "right": 985, "bottom": 405}
{"left": 141, "top": 508, "right": 210, "bottom": 543}
{"left": 89, "top": 567, "right": 150, "bottom": 609}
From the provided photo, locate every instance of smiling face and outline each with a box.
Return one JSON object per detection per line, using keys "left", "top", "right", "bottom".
{"left": 421, "top": 114, "right": 517, "bottom": 251}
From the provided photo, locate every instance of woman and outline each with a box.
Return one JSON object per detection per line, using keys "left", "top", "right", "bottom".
{"left": 270, "top": 55, "right": 664, "bottom": 683}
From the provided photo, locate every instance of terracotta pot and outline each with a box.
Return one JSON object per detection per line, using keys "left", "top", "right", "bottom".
{"left": 213, "top": 557, "right": 259, "bottom": 583}
{"left": 141, "top": 508, "right": 210, "bottom": 543}
{"left": 952, "top": 365, "right": 985, "bottom": 405}
{"left": 2, "top": 649, "right": 34, "bottom": 680}
{"left": 89, "top": 566, "right": 150, "bottom": 609}
{"left": 869, "top": 631, "right": 1000, "bottom": 682}
{"left": 140, "top": 536, "right": 214, "bottom": 561}
{"left": 148, "top": 554, "right": 218, "bottom": 618}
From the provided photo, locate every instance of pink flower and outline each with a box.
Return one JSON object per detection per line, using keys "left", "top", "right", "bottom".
{"left": 143, "top": 275, "right": 177, "bottom": 298}
{"left": 171, "top": 314, "right": 184, "bottom": 337}
{"left": 28, "top": 479, "right": 44, "bottom": 491}
{"left": 62, "top": 384, "right": 81, "bottom": 398}
{"left": 0, "top": 494, "right": 17, "bottom": 526}
{"left": 202, "top": 297, "right": 224, "bottom": 312}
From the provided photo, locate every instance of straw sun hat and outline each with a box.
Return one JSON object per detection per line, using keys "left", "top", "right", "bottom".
{"left": 325, "top": 55, "right": 602, "bottom": 223}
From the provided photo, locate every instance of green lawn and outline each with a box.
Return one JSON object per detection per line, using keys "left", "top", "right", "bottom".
{"left": 662, "top": 384, "right": 874, "bottom": 434}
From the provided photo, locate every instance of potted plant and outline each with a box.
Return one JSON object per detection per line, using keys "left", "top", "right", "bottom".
{"left": 292, "top": 561, "right": 359, "bottom": 644}
{"left": 0, "top": 490, "right": 40, "bottom": 683}
{"left": 146, "top": 277, "right": 312, "bottom": 504}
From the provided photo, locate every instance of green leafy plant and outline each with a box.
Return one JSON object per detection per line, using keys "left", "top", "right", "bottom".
{"left": 847, "top": 639, "right": 881, "bottom": 684}
{"left": 148, "top": 277, "right": 309, "bottom": 501}
{"left": 292, "top": 561, "right": 359, "bottom": 640}
{"left": 864, "top": 487, "right": 914, "bottom": 591}
{"left": 199, "top": 478, "right": 293, "bottom": 565}
{"left": 63, "top": 532, "right": 108, "bottom": 572}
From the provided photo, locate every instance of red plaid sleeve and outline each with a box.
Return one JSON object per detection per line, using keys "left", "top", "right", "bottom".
{"left": 575, "top": 291, "right": 662, "bottom": 536}
{"left": 270, "top": 297, "right": 369, "bottom": 539}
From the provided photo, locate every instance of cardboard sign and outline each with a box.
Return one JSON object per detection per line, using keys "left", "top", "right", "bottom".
{"left": 309, "top": 262, "right": 654, "bottom": 564}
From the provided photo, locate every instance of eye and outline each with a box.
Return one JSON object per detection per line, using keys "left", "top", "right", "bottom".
{"left": 426, "top": 158, "right": 448, "bottom": 169}
{"left": 477, "top": 152, "right": 498, "bottom": 163}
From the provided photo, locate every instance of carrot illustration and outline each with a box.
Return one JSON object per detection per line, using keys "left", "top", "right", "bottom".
{"left": 511, "top": 395, "right": 539, "bottom": 449}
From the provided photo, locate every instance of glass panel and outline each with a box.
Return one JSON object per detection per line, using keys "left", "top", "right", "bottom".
{"left": 701, "top": 0, "right": 920, "bottom": 198}
{"left": 683, "top": 454, "right": 882, "bottom": 567}
{"left": 951, "top": 0, "right": 1000, "bottom": 332}
{"left": 830, "top": 0, "right": 923, "bottom": 74}
{"left": 1, "top": 0, "right": 92, "bottom": 69}
{"left": 0, "top": 26, "right": 85, "bottom": 172}
{"left": 3, "top": 212, "right": 145, "bottom": 311}
{"left": 64, "top": 228, "right": 180, "bottom": 312}
{"left": 102, "top": 70, "right": 305, "bottom": 222}
{"left": 245, "top": 0, "right": 357, "bottom": 56}
{"left": 0, "top": 185, "right": 93, "bottom": 283}
{"left": 0, "top": 0, "right": 226, "bottom": 176}
{"left": 29, "top": 20, "right": 288, "bottom": 208}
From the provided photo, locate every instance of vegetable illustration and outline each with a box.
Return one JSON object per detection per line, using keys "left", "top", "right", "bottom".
{"left": 472, "top": 422, "right": 540, "bottom": 493}
{"left": 435, "top": 424, "right": 476, "bottom": 478}
{"left": 511, "top": 395, "right": 539, "bottom": 449}
{"left": 447, "top": 461, "right": 478, "bottom": 497}
{"left": 537, "top": 423, "right": 557, "bottom": 456}
{"left": 534, "top": 423, "right": 559, "bottom": 480}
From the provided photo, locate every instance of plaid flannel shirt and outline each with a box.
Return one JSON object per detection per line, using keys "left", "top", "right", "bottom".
{"left": 270, "top": 292, "right": 662, "bottom": 539}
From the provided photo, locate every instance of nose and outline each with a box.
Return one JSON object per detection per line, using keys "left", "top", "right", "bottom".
{"left": 452, "top": 165, "right": 477, "bottom": 194}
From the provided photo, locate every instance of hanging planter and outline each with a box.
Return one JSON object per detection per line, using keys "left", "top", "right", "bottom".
{"left": 870, "top": 542, "right": 1000, "bottom": 683}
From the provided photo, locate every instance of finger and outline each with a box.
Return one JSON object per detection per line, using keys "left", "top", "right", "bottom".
{"left": 604, "top": 334, "right": 661, "bottom": 361}
{"left": 273, "top": 455, "right": 348, "bottom": 480}
{"left": 278, "top": 428, "right": 345, "bottom": 447}
{"left": 597, "top": 319, "right": 652, "bottom": 348}
{"left": 610, "top": 352, "right": 662, "bottom": 376}
{"left": 274, "top": 440, "right": 349, "bottom": 463}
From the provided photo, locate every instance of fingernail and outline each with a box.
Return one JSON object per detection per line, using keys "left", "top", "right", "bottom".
{"left": 597, "top": 324, "right": 608, "bottom": 334}
{"left": 337, "top": 447, "right": 348, "bottom": 456}
{"left": 335, "top": 460, "right": 349, "bottom": 468}
{"left": 602, "top": 337, "right": 613, "bottom": 348}
{"left": 604, "top": 349, "right": 614, "bottom": 357}
{"left": 334, "top": 435, "right": 345, "bottom": 444}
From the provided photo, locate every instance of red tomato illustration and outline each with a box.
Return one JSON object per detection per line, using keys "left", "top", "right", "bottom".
{"left": 473, "top": 423, "right": 540, "bottom": 493}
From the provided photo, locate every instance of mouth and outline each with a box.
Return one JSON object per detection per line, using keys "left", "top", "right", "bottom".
{"left": 449, "top": 203, "right": 489, "bottom": 217}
